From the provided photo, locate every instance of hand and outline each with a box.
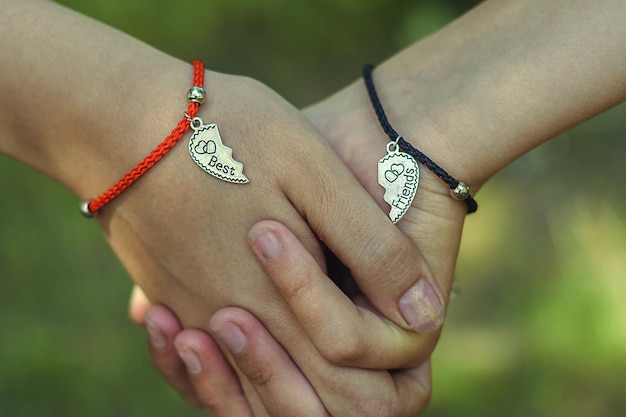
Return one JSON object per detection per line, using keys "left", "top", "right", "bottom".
{"left": 130, "top": 208, "right": 456, "bottom": 416}
{"left": 129, "top": 70, "right": 469, "bottom": 415}
{"left": 3, "top": 2, "right": 450, "bottom": 415}
{"left": 134, "top": 286, "right": 432, "bottom": 417}
{"left": 304, "top": 78, "right": 468, "bottom": 304}
{"left": 112, "top": 68, "right": 452, "bottom": 417}
{"left": 109, "top": 68, "right": 445, "bottom": 346}
{"left": 1, "top": 0, "right": 444, "bottom": 339}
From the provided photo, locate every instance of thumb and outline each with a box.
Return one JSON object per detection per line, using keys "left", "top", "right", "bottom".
{"left": 282, "top": 147, "right": 445, "bottom": 333}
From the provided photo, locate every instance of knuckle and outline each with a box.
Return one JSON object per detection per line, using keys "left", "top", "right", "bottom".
{"left": 422, "top": 386, "right": 433, "bottom": 410}
{"left": 280, "top": 265, "right": 313, "bottom": 302}
{"left": 195, "top": 393, "right": 221, "bottom": 410}
{"left": 354, "top": 393, "right": 399, "bottom": 417}
{"left": 357, "top": 228, "right": 417, "bottom": 287}
{"left": 194, "top": 385, "right": 224, "bottom": 410}
{"left": 318, "top": 328, "right": 364, "bottom": 365}
{"left": 245, "top": 365, "right": 276, "bottom": 387}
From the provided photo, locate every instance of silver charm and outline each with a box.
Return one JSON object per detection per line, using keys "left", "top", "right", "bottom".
{"left": 188, "top": 117, "right": 249, "bottom": 184}
{"left": 378, "top": 138, "right": 419, "bottom": 223}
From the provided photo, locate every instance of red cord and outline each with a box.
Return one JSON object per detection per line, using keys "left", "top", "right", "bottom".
{"left": 84, "top": 60, "right": 205, "bottom": 215}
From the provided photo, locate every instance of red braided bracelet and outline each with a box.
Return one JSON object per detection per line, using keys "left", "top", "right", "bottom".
{"left": 81, "top": 59, "right": 205, "bottom": 218}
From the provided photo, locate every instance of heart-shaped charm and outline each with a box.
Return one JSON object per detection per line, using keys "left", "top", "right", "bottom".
{"left": 189, "top": 119, "right": 248, "bottom": 184}
{"left": 378, "top": 145, "right": 419, "bottom": 223}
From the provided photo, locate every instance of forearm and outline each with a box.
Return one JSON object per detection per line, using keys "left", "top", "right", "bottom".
{"left": 384, "top": 0, "right": 626, "bottom": 187}
{"left": 0, "top": 0, "right": 189, "bottom": 197}
{"left": 315, "top": 0, "right": 626, "bottom": 192}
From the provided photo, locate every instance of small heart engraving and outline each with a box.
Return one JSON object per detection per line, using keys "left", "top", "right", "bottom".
{"left": 384, "top": 169, "right": 399, "bottom": 183}
{"left": 194, "top": 140, "right": 216, "bottom": 154}
{"left": 384, "top": 164, "right": 405, "bottom": 183}
{"left": 391, "top": 164, "right": 404, "bottom": 175}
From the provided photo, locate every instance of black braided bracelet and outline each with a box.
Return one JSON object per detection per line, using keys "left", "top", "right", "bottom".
{"left": 363, "top": 64, "right": 477, "bottom": 214}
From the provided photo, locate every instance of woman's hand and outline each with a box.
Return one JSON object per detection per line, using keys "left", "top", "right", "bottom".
{"left": 107, "top": 69, "right": 446, "bottom": 360}
{"left": 2, "top": 0, "right": 448, "bottom": 372}
{"left": 129, "top": 59, "right": 470, "bottom": 417}
{"left": 140, "top": 304, "right": 433, "bottom": 417}
{"left": 133, "top": 221, "right": 435, "bottom": 417}
{"left": 2, "top": 2, "right": 457, "bottom": 415}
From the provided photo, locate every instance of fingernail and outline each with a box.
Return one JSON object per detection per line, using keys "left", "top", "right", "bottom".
{"left": 175, "top": 343, "right": 202, "bottom": 375}
{"left": 399, "top": 278, "right": 445, "bottom": 333}
{"left": 250, "top": 228, "right": 280, "bottom": 260}
{"left": 213, "top": 322, "right": 247, "bottom": 354}
{"left": 145, "top": 317, "right": 167, "bottom": 349}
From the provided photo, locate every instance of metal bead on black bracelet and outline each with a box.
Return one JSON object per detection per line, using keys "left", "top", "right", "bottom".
{"left": 363, "top": 64, "right": 478, "bottom": 223}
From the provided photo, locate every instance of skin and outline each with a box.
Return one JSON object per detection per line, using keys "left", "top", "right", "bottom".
{"left": 1, "top": 1, "right": 453, "bottom": 416}
{"left": 2, "top": 0, "right": 624, "bottom": 414}
{"left": 137, "top": 0, "right": 626, "bottom": 415}
{"left": 0, "top": 0, "right": 445, "bottom": 338}
{"left": 0, "top": 2, "right": 451, "bottom": 319}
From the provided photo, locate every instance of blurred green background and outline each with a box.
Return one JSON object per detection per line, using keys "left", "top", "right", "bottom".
{"left": 1, "top": 0, "right": 625, "bottom": 416}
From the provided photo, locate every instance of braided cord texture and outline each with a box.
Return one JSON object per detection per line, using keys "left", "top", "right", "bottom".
{"left": 87, "top": 60, "right": 204, "bottom": 213}
{"left": 363, "top": 64, "right": 477, "bottom": 214}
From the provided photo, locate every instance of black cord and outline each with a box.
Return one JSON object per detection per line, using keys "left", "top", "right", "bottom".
{"left": 363, "top": 64, "right": 477, "bottom": 214}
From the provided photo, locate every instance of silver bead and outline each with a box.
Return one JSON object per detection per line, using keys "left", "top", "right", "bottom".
{"left": 80, "top": 200, "right": 95, "bottom": 218}
{"left": 451, "top": 182, "right": 471, "bottom": 200}
{"left": 188, "top": 86, "right": 206, "bottom": 104}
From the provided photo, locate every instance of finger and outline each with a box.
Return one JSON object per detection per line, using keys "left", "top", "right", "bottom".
{"left": 206, "top": 305, "right": 433, "bottom": 417}
{"left": 249, "top": 220, "right": 438, "bottom": 369}
{"left": 309, "top": 357, "right": 433, "bottom": 417}
{"left": 210, "top": 307, "right": 330, "bottom": 417}
{"left": 129, "top": 285, "right": 151, "bottom": 325}
{"left": 400, "top": 358, "right": 432, "bottom": 397}
{"left": 236, "top": 372, "right": 273, "bottom": 417}
{"left": 143, "top": 305, "right": 202, "bottom": 407}
{"left": 281, "top": 143, "right": 445, "bottom": 332}
{"left": 390, "top": 358, "right": 433, "bottom": 416}
{"left": 174, "top": 329, "right": 254, "bottom": 417}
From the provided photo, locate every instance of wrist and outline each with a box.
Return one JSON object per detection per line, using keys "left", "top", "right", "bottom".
{"left": 306, "top": 67, "right": 495, "bottom": 200}
{"left": 370, "top": 62, "right": 497, "bottom": 193}
{"left": 304, "top": 79, "right": 470, "bottom": 218}
{"left": 0, "top": 0, "right": 199, "bottom": 200}
{"left": 81, "top": 58, "right": 209, "bottom": 216}
{"left": 368, "top": 0, "right": 626, "bottom": 192}
{"left": 64, "top": 57, "right": 196, "bottom": 200}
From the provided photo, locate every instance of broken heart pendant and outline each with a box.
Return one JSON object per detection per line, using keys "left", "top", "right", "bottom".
{"left": 378, "top": 140, "right": 419, "bottom": 223}
{"left": 188, "top": 117, "right": 249, "bottom": 184}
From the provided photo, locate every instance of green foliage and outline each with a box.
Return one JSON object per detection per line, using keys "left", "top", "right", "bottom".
{"left": 1, "top": 0, "right": 625, "bottom": 416}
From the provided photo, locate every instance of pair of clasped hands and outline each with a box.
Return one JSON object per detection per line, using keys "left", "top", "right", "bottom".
{"left": 106, "top": 63, "right": 468, "bottom": 417}
{"left": 5, "top": 0, "right": 623, "bottom": 414}
{"left": 3, "top": 2, "right": 467, "bottom": 414}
